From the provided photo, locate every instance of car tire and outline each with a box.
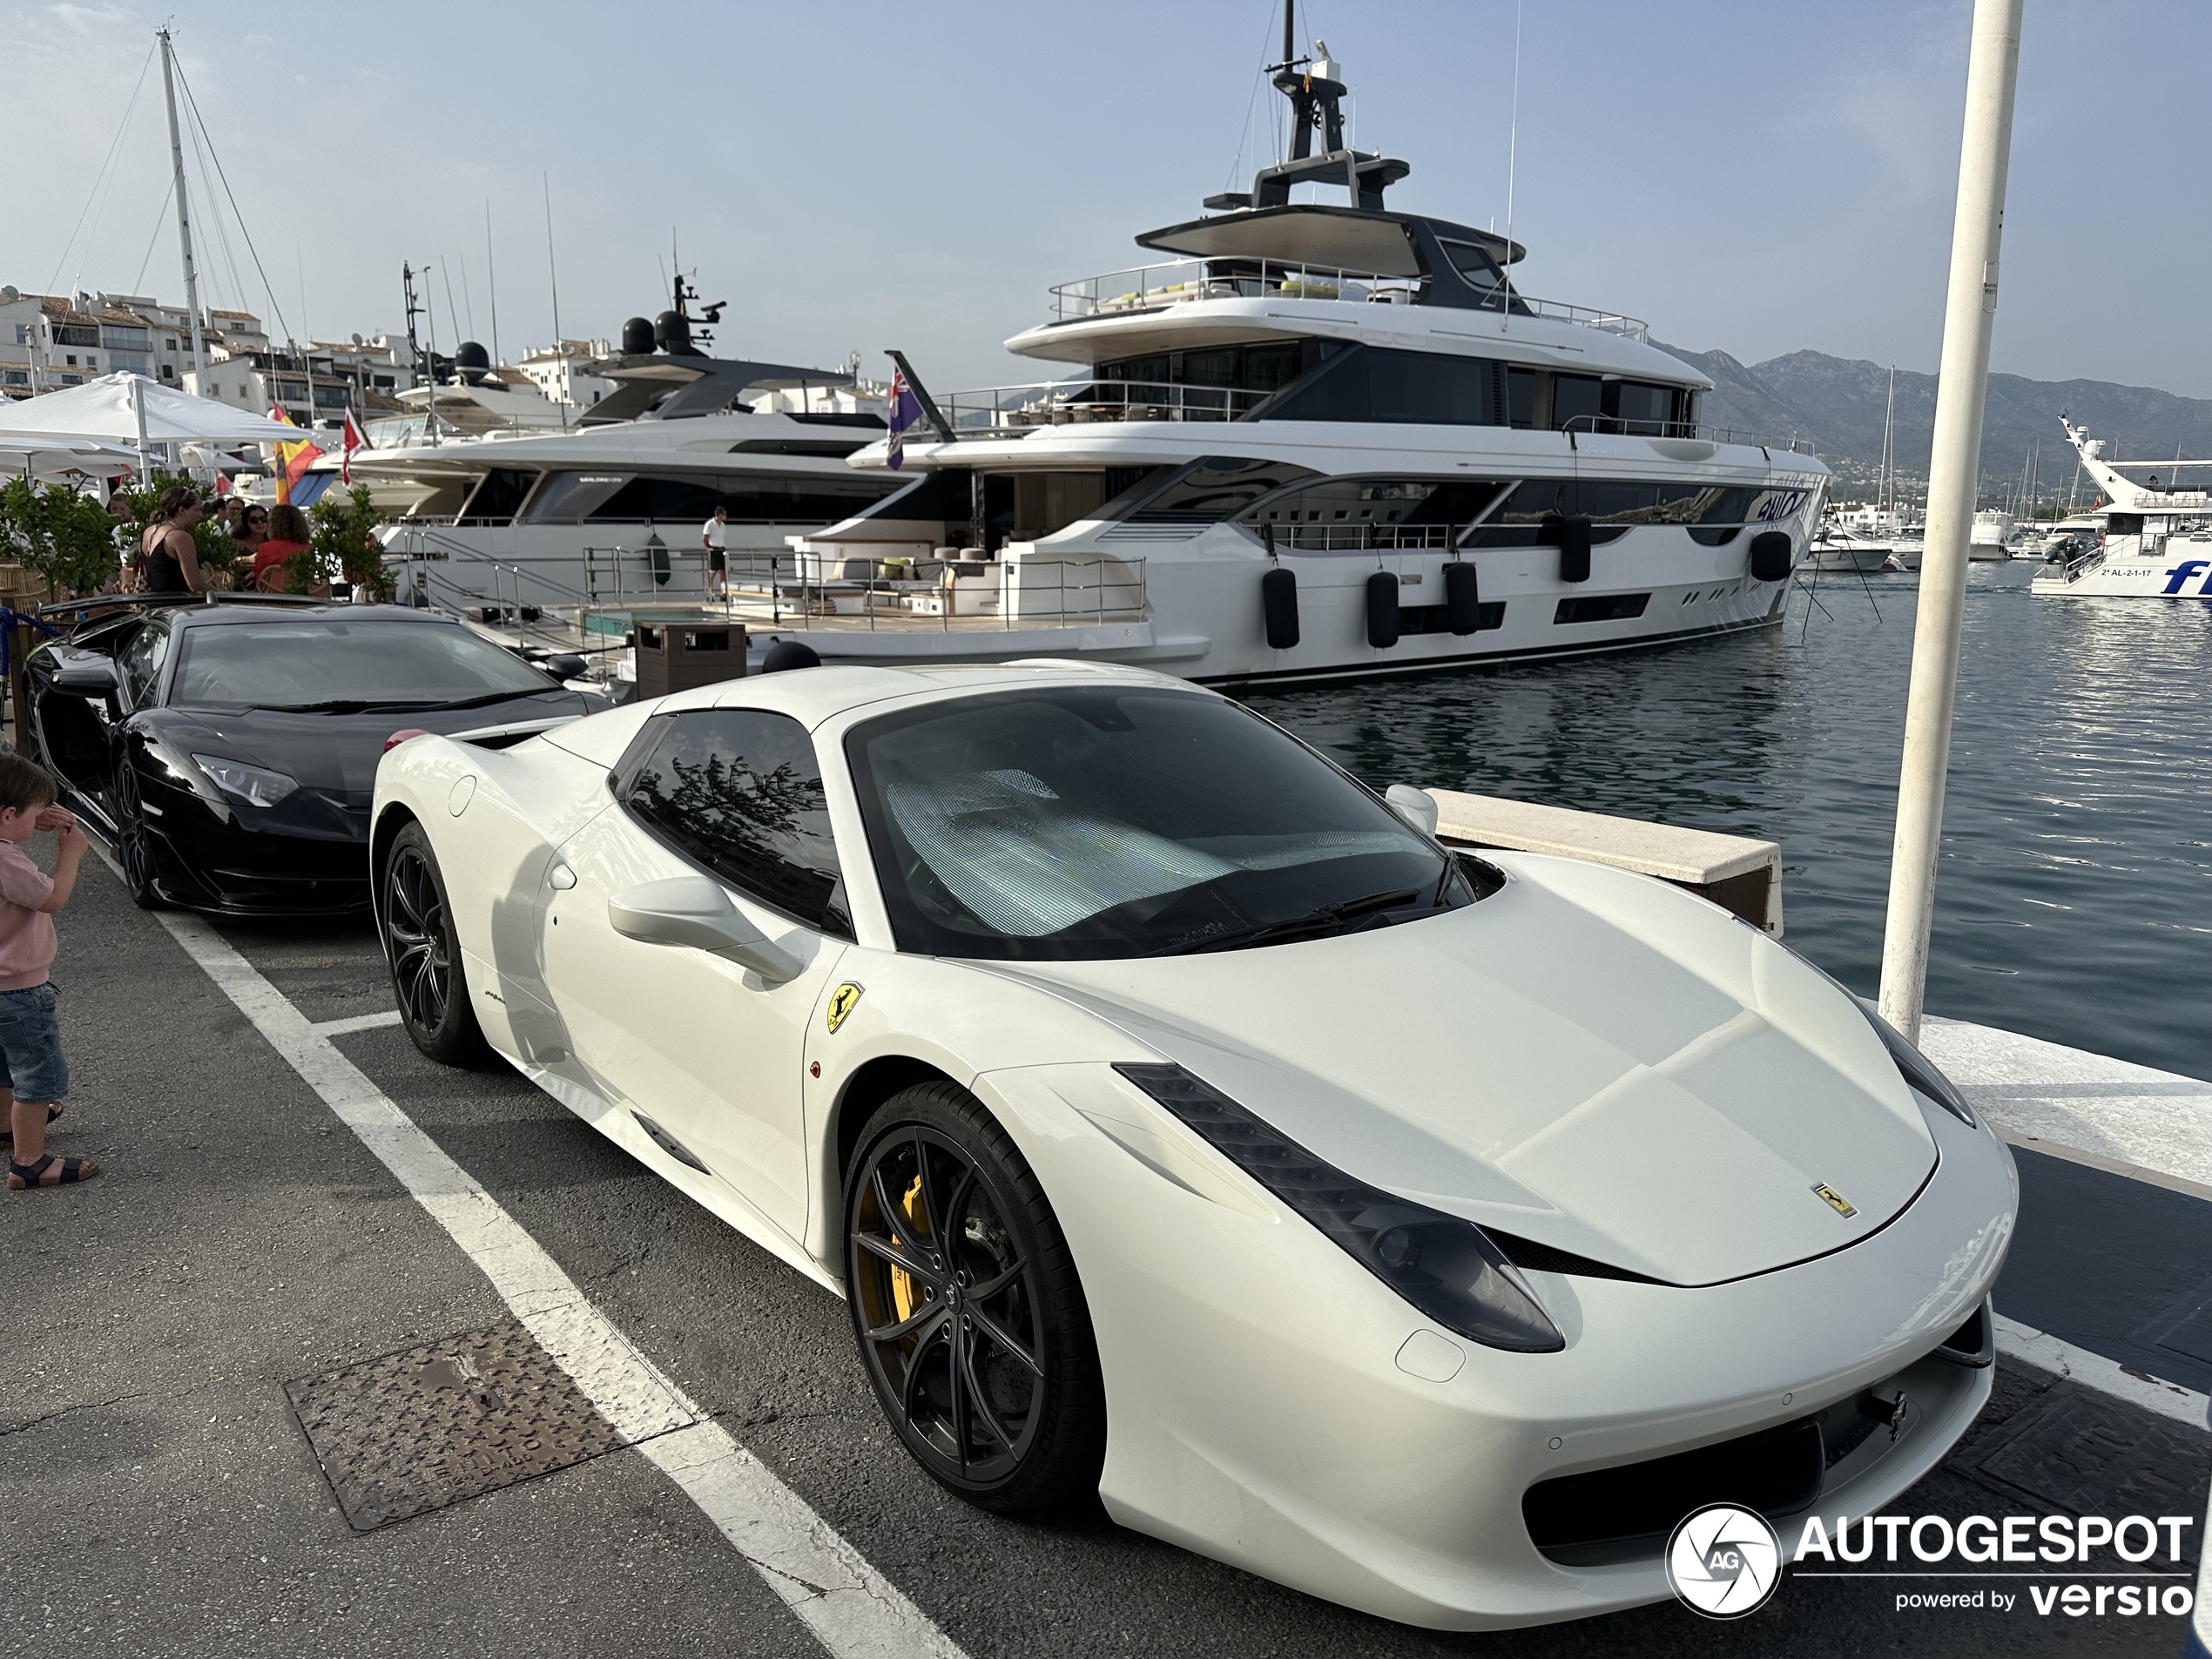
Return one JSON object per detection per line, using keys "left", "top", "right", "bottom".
{"left": 111, "top": 760, "right": 165, "bottom": 911}
{"left": 380, "top": 821, "right": 489, "bottom": 1066}
{"left": 844, "top": 1081, "right": 1106, "bottom": 1515}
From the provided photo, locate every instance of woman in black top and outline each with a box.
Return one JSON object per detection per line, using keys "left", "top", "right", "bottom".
{"left": 139, "top": 486, "right": 209, "bottom": 595}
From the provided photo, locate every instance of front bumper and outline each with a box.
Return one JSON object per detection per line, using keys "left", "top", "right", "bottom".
{"left": 138, "top": 769, "right": 370, "bottom": 916}
{"left": 978, "top": 1062, "right": 2017, "bottom": 1630}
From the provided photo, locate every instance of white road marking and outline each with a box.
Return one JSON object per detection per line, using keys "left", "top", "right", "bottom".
{"left": 1996, "top": 1315, "right": 2212, "bottom": 1433}
{"left": 153, "top": 908, "right": 964, "bottom": 1659}
{"left": 310, "top": 1009, "right": 405, "bottom": 1036}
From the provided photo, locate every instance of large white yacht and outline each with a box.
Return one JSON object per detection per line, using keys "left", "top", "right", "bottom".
{"left": 2033, "top": 419, "right": 2212, "bottom": 598}
{"left": 767, "top": 27, "right": 1826, "bottom": 687}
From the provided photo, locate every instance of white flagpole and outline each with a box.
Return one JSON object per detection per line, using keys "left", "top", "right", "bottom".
{"left": 1877, "top": 0, "right": 2025, "bottom": 1042}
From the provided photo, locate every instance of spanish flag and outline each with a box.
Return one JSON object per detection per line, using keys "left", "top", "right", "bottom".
{"left": 268, "top": 403, "right": 322, "bottom": 504}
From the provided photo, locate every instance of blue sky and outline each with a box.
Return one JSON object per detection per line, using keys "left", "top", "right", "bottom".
{"left": 9, "top": 1, "right": 2204, "bottom": 396}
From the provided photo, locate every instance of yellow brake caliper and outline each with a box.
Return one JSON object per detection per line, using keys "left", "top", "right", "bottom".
{"left": 890, "top": 1174, "right": 927, "bottom": 1322}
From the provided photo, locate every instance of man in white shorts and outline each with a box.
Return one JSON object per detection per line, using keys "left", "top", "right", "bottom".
{"left": 701, "top": 505, "right": 728, "bottom": 598}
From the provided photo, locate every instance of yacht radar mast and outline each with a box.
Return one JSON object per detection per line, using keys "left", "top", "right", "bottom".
{"left": 1204, "top": 1, "right": 1410, "bottom": 212}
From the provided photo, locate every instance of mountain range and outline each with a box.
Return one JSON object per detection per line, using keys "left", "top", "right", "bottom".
{"left": 1656, "top": 345, "right": 2212, "bottom": 506}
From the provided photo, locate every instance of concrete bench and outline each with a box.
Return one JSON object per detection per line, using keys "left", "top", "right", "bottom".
{"left": 1423, "top": 788, "right": 1784, "bottom": 935}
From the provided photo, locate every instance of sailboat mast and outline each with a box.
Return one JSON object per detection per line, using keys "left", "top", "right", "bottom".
{"left": 158, "top": 29, "right": 206, "bottom": 388}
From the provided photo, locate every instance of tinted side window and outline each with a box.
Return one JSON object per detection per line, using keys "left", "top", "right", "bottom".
{"left": 1270, "top": 346, "right": 1505, "bottom": 427}
{"left": 1552, "top": 375, "right": 1603, "bottom": 430}
{"left": 117, "top": 620, "right": 171, "bottom": 708}
{"left": 623, "top": 709, "right": 851, "bottom": 936}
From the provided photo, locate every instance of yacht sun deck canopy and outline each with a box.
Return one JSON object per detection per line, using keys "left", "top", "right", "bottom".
{"left": 1136, "top": 205, "right": 1524, "bottom": 277}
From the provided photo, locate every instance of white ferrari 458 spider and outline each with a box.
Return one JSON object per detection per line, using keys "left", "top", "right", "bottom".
{"left": 372, "top": 659, "right": 2016, "bottom": 1629}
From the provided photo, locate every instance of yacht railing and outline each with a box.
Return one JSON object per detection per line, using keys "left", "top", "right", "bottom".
{"left": 588, "top": 548, "right": 1150, "bottom": 632}
{"left": 1048, "top": 257, "right": 1649, "bottom": 341}
{"left": 1259, "top": 524, "right": 1460, "bottom": 552}
{"left": 1559, "top": 414, "right": 1820, "bottom": 456}
{"left": 938, "top": 378, "right": 1274, "bottom": 433}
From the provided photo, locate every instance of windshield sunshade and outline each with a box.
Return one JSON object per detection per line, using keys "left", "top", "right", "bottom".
{"left": 847, "top": 687, "right": 1465, "bottom": 961}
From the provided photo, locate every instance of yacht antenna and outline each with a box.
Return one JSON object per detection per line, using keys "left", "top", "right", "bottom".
{"left": 422, "top": 262, "right": 440, "bottom": 448}
{"left": 158, "top": 28, "right": 207, "bottom": 387}
{"left": 297, "top": 244, "right": 319, "bottom": 438}
{"left": 484, "top": 199, "right": 502, "bottom": 367}
{"left": 1503, "top": 0, "right": 1522, "bottom": 300}
{"left": 542, "top": 174, "right": 563, "bottom": 346}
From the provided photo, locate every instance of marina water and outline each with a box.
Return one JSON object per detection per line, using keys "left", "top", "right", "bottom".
{"left": 1250, "top": 563, "right": 2212, "bottom": 1082}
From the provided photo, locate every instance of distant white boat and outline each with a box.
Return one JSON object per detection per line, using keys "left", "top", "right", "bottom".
{"left": 2032, "top": 420, "right": 2212, "bottom": 598}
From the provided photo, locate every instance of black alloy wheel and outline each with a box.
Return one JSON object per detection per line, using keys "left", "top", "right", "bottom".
{"left": 844, "top": 1082, "right": 1106, "bottom": 1514}
{"left": 381, "top": 823, "right": 488, "bottom": 1065}
{"left": 111, "top": 759, "right": 165, "bottom": 910}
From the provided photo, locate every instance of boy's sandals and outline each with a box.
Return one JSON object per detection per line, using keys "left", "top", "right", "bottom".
{"left": 8, "top": 1152, "right": 97, "bottom": 1189}
{"left": 0, "top": 1103, "right": 63, "bottom": 1147}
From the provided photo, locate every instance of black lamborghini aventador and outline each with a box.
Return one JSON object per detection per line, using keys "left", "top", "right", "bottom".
{"left": 23, "top": 597, "right": 602, "bottom": 914}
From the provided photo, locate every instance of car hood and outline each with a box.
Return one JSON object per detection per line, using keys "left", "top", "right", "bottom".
{"left": 981, "top": 853, "right": 1936, "bottom": 1286}
{"left": 145, "top": 690, "right": 591, "bottom": 799}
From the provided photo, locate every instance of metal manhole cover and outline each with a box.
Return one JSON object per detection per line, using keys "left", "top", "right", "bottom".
{"left": 287, "top": 1319, "right": 625, "bottom": 1530}
{"left": 1975, "top": 1386, "right": 2212, "bottom": 1519}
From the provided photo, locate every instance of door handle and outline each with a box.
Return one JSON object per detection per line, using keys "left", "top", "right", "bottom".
{"left": 548, "top": 862, "right": 577, "bottom": 890}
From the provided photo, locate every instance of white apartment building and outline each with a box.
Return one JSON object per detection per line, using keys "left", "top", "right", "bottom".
{"left": 514, "top": 339, "right": 616, "bottom": 408}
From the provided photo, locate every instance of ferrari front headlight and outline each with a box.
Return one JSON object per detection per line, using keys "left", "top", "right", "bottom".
{"left": 1113, "top": 1062, "right": 1564, "bottom": 1353}
{"left": 190, "top": 754, "right": 300, "bottom": 808}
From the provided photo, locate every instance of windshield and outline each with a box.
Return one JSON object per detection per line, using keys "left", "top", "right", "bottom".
{"left": 846, "top": 687, "right": 1469, "bottom": 961}
{"left": 170, "top": 619, "right": 557, "bottom": 711}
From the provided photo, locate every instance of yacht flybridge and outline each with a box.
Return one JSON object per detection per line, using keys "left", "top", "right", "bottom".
{"left": 774, "top": 20, "right": 1825, "bottom": 685}
{"left": 2033, "top": 419, "right": 2212, "bottom": 597}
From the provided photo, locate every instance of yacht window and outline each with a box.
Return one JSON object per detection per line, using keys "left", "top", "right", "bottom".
{"left": 1551, "top": 374, "right": 1603, "bottom": 431}
{"left": 728, "top": 438, "right": 870, "bottom": 457}
{"left": 1012, "top": 471, "right": 1110, "bottom": 540}
{"left": 1507, "top": 366, "right": 1539, "bottom": 429}
{"left": 1439, "top": 239, "right": 1507, "bottom": 293}
{"left": 1096, "top": 339, "right": 1311, "bottom": 401}
{"left": 457, "top": 468, "right": 539, "bottom": 525}
{"left": 1266, "top": 345, "right": 1506, "bottom": 426}
{"left": 534, "top": 469, "right": 905, "bottom": 525}
{"left": 523, "top": 471, "right": 634, "bottom": 522}
{"left": 1117, "top": 457, "right": 1319, "bottom": 527}
{"left": 1463, "top": 479, "right": 1629, "bottom": 549}
{"left": 1555, "top": 594, "right": 1651, "bottom": 624}
{"left": 1243, "top": 477, "right": 1510, "bottom": 550}
{"left": 1605, "top": 381, "right": 1677, "bottom": 432}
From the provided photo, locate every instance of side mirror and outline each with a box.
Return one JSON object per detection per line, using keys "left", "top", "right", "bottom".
{"left": 608, "top": 874, "right": 801, "bottom": 982}
{"left": 541, "top": 652, "right": 588, "bottom": 680}
{"left": 51, "top": 660, "right": 119, "bottom": 697}
{"left": 1385, "top": 784, "right": 1439, "bottom": 837}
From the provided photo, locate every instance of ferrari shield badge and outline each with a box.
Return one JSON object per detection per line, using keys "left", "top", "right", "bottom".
{"left": 1811, "top": 1183, "right": 1858, "bottom": 1218}
{"left": 826, "top": 981, "right": 864, "bottom": 1035}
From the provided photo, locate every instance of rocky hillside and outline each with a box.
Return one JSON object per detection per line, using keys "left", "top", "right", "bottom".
{"left": 1655, "top": 344, "right": 2212, "bottom": 504}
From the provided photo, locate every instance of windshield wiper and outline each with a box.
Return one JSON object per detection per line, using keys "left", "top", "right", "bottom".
{"left": 1155, "top": 887, "right": 1425, "bottom": 957}
{"left": 241, "top": 688, "right": 553, "bottom": 715}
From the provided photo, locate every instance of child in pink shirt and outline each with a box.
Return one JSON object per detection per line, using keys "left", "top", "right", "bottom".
{"left": 0, "top": 752, "right": 95, "bottom": 1189}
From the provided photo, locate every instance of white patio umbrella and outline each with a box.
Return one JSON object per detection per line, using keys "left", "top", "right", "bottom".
{"left": 0, "top": 372, "right": 307, "bottom": 482}
{"left": 0, "top": 434, "right": 141, "bottom": 482}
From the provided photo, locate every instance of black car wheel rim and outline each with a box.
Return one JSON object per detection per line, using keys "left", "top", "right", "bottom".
{"left": 384, "top": 847, "right": 451, "bottom": 1034}
{"left": 113, "top": 765, "right": 154, "bottom": 895}
{"left": 850, "top": 1129, "right": 1046, "bottom": 1486}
